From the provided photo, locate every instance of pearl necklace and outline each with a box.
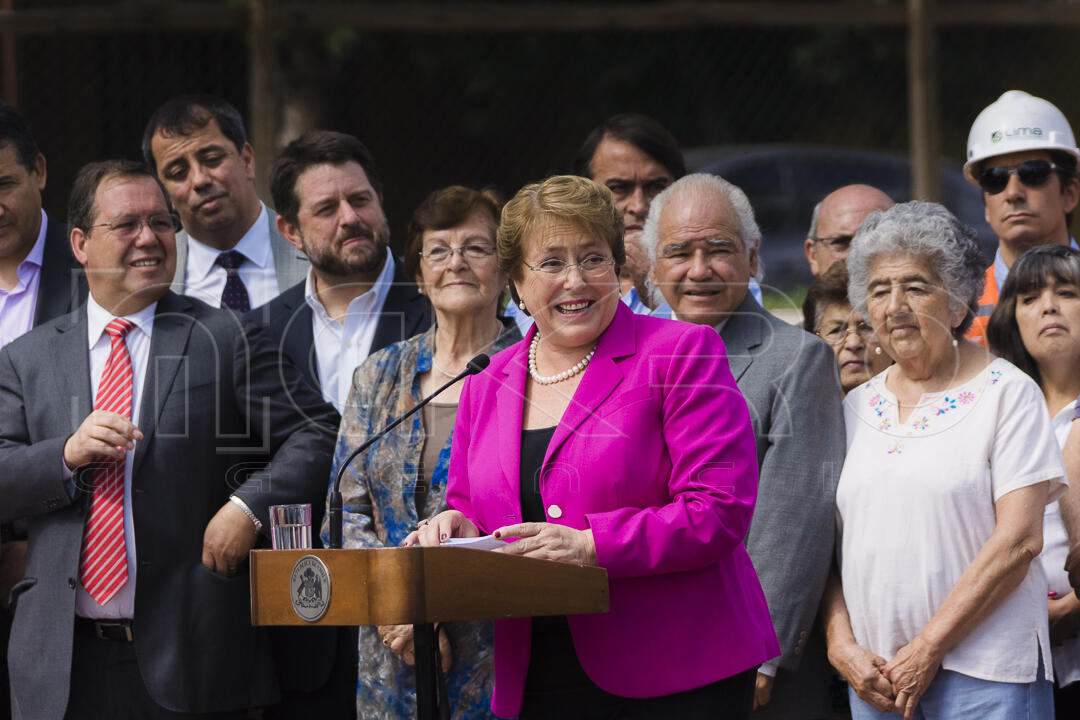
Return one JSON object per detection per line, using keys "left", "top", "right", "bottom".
{"left": 528, "top": 334, "right": 595, "bottom": 385}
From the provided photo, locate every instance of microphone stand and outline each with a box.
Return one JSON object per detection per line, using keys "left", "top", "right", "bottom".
{"left": 327, "top": 353, "right": 489, "bottom": 550}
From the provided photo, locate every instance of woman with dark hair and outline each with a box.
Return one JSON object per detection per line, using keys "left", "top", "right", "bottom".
{"left": 323, "top": 185, "right": 521, "bottom": 719}
{"left": 802, "top": 261, "right": 891, "bottom": 394}
{"left": 987, "top": 244, "right": 1080, "bottom": 718}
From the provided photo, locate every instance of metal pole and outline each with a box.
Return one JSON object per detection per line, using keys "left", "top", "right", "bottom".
{"left": 248, "top": 0, "right": 276, "bottom": 204}
{"left": 907, "top": 0, "right": 941, "bottom": 201}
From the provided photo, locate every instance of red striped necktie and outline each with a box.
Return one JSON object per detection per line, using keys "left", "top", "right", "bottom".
{"left": 79, "top": 317, "right": 136, "bottom": 605}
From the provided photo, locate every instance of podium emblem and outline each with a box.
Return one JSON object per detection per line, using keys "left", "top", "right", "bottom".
{"left": 289, "top": 555, "right": 331, "bottom": 622}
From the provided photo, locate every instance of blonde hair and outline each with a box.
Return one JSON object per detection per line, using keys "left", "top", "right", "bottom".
{"left": 498, "top": 175, "right": 625, "bottom": 306}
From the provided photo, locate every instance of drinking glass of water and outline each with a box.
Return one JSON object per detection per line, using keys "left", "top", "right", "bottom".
{"left": 269, "top": 504, "right": 312, "bottom": 550}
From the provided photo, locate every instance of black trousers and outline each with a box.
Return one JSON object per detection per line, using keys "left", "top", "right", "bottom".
{"left": 64, "top": 620, "right": 244, "bottom": 720}
{"left": 521, "top": 617, "right": 755, "bottom": 720}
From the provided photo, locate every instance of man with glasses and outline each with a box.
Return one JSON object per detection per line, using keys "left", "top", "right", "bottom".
{"left": 645, "top": 174, "right": 844, "bottom": 720}
{"left": 143, "top": 95, "right": 310, "bottom": 311}
{"left": 0, "top": 159, "right": 336, "bottom": 718}
{"left": 804, "top": 184, "right": 894, "bottom": 277}
{"left": 964, "top": 90, "right": 1080, "bottom": 345}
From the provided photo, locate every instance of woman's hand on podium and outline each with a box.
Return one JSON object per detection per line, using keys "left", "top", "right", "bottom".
{"left": 492, "top": 523, "right": 597, "bottom": 566}
{"left": 377, "top": 624, "right": 453, "bottom": 673}
{"left": 402, "top": 510, "right": 481, "bottom": 547}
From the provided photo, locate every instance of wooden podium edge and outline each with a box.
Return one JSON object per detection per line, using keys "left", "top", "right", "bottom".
{"left": 250, "top": 547, "right": 609, "bottom": 626}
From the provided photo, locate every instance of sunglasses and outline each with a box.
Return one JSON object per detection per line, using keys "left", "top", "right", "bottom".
{"left": 977, "top": 159, "right": 1065, "bottom": 195}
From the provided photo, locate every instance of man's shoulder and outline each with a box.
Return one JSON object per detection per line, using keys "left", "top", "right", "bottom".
{"left": 243, "top": 282, "right": 307, "bottom": 335}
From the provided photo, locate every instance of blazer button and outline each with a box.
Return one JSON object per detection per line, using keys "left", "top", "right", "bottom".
{"left": 547, "top": 504, "right": 563, "bottom": 519}
{"left": 68, "top": 578, "right": 76, "bottom": 589}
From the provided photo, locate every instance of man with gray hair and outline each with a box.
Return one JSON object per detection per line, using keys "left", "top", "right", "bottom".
{"left": 646, "top": 173, "right": 845, "bottom": 719}
{"left": 804, "top": 184, "right": 894, "bottom": 276}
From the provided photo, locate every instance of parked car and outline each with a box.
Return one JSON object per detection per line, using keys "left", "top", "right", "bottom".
{"left": 686, "top": 144, "right": 997, "bottom": 292}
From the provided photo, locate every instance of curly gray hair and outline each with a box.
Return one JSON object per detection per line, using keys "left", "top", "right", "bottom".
{"left": 846, "top": 201, "right": 985, "bottom": 337}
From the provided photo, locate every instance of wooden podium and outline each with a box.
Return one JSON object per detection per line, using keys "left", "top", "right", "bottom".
{"left": 250, "top": 547, "right": 609, "bottom": 719}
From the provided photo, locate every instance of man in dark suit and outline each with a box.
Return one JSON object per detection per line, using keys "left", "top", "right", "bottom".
{"left": 0, "top": 159, "right": 336, "bottom": 719}
{"left": 0, "top": 101, "right": 86, "bottom": 720}
{"left": 245, "top": 130, "right": 430, "bottom": 719}
{"left": 647, "top": 173, "right": 845, "bottom": 720}
{"left": 249, "top": 129, "right": 430, "bottom": 411}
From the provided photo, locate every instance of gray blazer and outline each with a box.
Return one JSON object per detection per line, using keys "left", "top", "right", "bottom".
{"left": 170, "top": 206, "right": 309, "bottom": 296}
{"left": 718, "top": 294, "right": 844, "bottom": 719}
{"left": 0, "top": 292, "right": 337, "bottom": 719}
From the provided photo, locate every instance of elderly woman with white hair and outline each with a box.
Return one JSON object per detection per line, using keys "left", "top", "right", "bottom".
{"left": 822, "top": 201, "right": 1067, "bottom": 719}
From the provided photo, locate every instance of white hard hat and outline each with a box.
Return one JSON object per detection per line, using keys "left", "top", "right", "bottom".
{"left": 963, "top": 90, "right": 1080, "bottom": 185}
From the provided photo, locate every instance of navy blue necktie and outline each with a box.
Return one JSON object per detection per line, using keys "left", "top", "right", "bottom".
{"left": 215, "top": 250, "right": 251, "bottom": 312}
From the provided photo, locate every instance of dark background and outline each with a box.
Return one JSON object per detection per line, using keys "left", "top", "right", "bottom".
{"left": 7, "top": 0, "right": 1080, "bottom": 290}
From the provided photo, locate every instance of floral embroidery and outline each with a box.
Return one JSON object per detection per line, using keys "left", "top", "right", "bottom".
{"left": 865, "top": 363, "right": 1004, "bottom": 452}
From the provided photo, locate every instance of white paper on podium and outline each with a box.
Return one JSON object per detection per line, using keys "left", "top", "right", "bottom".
{"left": 441, "top": 535, "right": 507, "bottom": 551}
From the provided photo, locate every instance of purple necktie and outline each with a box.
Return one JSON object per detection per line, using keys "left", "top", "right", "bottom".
{"left": 215, "top": 250, "right": 251, "bottom": 313}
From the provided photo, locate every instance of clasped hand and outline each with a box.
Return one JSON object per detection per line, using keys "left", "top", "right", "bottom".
{"left": 403, "top": 511, "right": 597, "bottom": 566}
{"left": 838, "top": 636, "right": 942, "bottom": 720}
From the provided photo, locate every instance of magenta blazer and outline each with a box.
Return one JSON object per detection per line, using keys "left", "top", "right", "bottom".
{"left": 447, "top": 302, "right": 780, "bottom": 717}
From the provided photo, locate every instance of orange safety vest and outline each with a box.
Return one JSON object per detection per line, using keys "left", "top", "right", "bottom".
{"left": 966, "top": 263, "right": 998, "bottom": 348}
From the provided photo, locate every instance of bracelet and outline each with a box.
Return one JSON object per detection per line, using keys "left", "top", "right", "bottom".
{"left": 228, "top": 495, "right": 263, "bottom": 533}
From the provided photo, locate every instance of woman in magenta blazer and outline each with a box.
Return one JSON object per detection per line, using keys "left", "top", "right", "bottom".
{"left": 408, "top": 175, "right": 778, "bottom": 719}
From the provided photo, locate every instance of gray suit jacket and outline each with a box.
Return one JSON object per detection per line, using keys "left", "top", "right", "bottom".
{"left": 170, "top": 206, "right": 309, "bottom": 297}
{"left": 0, "top": 292, "right": 337, "bottom": 719}
{"left": 717, "top": 294, "right": 845, "bottom": 719}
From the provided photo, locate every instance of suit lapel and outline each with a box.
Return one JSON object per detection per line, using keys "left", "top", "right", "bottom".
{"left": 53, "top": 306, "right": 93, "bottom": 432}
{"left": 544, "top": 303, "right": 633, "bottom": 465}
{"left": 133, "top": 293, "right": 196, "bottom": 476}
{"left": 281, "top": 294, "right": 317, "bottom": 389}
{"left": 497, "top": 340, "right": 529, "bottom": 498}
{"left": 268, "top": 210, "right": 307, "bottom": 293}
{"left": 33, "top": 217, "right": 83, "bottom": 326}
{"left": 719, "top": 294, "right": 764, "bottom": 382}
{"left": 170, "top": 232, "right": 189, "bottom": 294}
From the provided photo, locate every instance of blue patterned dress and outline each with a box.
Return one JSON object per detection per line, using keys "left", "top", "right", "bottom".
{"left": 321, "top": 322, "right": 520, "bottom": 720}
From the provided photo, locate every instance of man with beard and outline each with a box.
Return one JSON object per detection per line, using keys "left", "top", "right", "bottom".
{"left": 142, "top": 95, "right": 309, "bottom": 310}
{"left": 250, "top": 129, "right": 430, "bottom": 412}
{"left": 244, "top": 130, "right": 428, "bottom": 719}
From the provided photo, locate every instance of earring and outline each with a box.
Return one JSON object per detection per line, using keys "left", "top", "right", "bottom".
{"left": 519, "top": 301, "right": 527, "bottom": 311}
{"left": 952, "top": 338, "right": 959, "bottom": 347}
{"left": 874, "top": 346, "right": 882, "bottom": 356}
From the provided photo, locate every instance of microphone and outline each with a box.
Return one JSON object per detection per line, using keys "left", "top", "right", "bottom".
{"left": 327, "top": 353, "right": 490, "bottom": 549}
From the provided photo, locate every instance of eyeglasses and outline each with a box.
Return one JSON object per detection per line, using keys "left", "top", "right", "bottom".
{"left": 419, "top": 243, "right": 496, "bottom": 267}
{"left": 817, "top": 320, "right": 875, "bottom": 347}
{"left": 86, "top": 213, "right": 180, "bottom": 239}
{"left": 977, "top": 159, "right": 1066, "bottom": 195}
{"left": 523, "top": 255, "right": 616, "bottom": 277}
{"left": 811, "top": 235, "right": 853, "bottom": 253}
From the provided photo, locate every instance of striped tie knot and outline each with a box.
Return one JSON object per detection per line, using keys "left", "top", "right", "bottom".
{"left": 105, "top": 317, "right": 135, "bottom": 341}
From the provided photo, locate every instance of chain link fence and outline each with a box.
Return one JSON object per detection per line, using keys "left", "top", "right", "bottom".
{"left": 7, "top": 0, "right": 1080, "bottom": 292}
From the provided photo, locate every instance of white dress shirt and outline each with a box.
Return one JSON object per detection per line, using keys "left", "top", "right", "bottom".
{"left": 72, "top": 295, "right": 157, "bottom": 620}
{"left": 306, "top": 247, "right": 395, "bottom": 411}
{"left": 182, "top": 203, "right": 278, "bottom": 308}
